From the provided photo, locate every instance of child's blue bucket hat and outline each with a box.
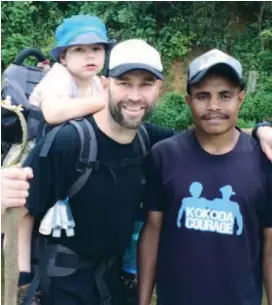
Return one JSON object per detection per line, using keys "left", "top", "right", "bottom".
{"left": 50, "top": 15, "right": 115, "bottom": 62}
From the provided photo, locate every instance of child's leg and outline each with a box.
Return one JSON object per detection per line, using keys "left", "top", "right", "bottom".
{"left": 18, "top": 213, "right": 34, "bottom": 272}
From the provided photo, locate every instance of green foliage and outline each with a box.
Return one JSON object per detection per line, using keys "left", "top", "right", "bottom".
{"left": 1, "top": 1, "right": 271, "bottom": 127}
{"left": 1, "top": 1, "right": 63, "bottom": 68}
{"left": 236, "top": 119, "right": 255, "bottom": 129}
{"left": 149, "top": 93, "right": 192, "bottom": 131}
{"left": 240, "top": 74, "right": 272, "bottom": 123}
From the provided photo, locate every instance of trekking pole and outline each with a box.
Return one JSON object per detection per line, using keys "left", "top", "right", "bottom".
{"left": 1, "top": 97, "right": 28, "bottom": 305}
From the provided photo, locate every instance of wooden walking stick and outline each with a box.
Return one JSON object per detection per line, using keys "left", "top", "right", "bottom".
{"left": 1, "top": 98, "right": 28, "bottom": 305}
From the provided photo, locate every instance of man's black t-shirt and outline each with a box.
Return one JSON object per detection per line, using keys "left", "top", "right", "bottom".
{"left": 24, "top": 118, "right": 174, "bottom": 260}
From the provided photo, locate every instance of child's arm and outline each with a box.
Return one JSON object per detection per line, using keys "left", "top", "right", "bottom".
{"left": 30, "top": 64, "right": 108, "bottom": 124}
{"left": 41, "top": 95, "right": 106, "bottom": 124}
{"left": 41, "top": 76, "right": 108, "bottom": 124}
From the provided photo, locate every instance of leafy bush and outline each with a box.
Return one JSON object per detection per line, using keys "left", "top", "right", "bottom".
{"left": 149, "top": 93, "right": 192, "bottom": 131}
{"left": 236, "top": 119, "right": 255, "bottom": 129}
{"left": 240, "top": 74, "right": 272, "bottom": 122}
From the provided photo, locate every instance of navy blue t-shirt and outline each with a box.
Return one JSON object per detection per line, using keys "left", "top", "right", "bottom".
{"left": 144, "top": 129, "right": 272, "bottom": 305}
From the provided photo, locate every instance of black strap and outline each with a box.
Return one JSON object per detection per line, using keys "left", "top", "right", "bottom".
{"left": 94, "top": 258, "right": 117, "bottom": 305}
{"left": 54, "top": 252, "right": 97, "bottom": 269}
{"left": 38, "top": 118, "right": 98, "bottom": 198}
{"left": 137, "top": 125, "right": 150, "bottom": 156}
{"left": 39, "top": 124, "right": 65, "bottom": 157}
{"left": 67, "top": 118, "right": 97, "bottom": 198}
{"left": 27, "top": 107, "right": 43, "bottom": 121}
{"left": 24, "top": 242, "right": 116, "bottom": 305}
{"left": 21, "top": 271, "right": 40, "bottom": 305}
{"left": 69, "top": 120, "right": 86, "bottom": 170}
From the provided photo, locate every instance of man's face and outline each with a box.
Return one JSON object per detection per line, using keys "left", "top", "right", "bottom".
{"left": 185, "top": 74, "right": 244, "bottom": 135}
{"left": 108, "top": 70, "right": 161, "bottom": 129}
{"left": 60, "top": 44, "right": 105, "bottom": 80}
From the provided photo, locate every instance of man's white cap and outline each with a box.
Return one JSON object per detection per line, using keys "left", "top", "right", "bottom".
{"left": 108, "top": 39, "right": 164, "bottom": 80}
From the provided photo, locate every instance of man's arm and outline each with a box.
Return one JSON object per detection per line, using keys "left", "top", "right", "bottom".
{"left": 263, "top": 228, "right": 272, "bottom": 305}
{"left": 138, "top": 149, "right": 166, "bottom": 305}
{"left": 1, "top": 167, "right": 33, "bottom": 215}
{"left": 257, "top": 125, "right": 272, "bottom": 162}
{"left": 263, "top": 170, "right": 272, "bottom": 304}
{"left": 138, "top": 211, "right": 162, "bottom": 305}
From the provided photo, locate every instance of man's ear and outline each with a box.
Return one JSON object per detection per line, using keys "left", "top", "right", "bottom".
{"left": 155, "top": 80, "right": 163, "bottom": 96}
{"left": 157, "top": 80, "right": 162, "bottom": 89}
{"left": 185, "top": 94, "right": 192, "bottom": 106}
{"left": 151, "top": 80, "right": 161, "bottom": 106}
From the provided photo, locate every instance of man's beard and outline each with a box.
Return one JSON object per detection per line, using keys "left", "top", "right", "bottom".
{"left": 108, "top": 93, "right": 154, "bottom": 130}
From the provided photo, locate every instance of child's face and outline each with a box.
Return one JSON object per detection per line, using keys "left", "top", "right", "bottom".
{"left": 60, "top": 44, "right": 105, "bottom": 80}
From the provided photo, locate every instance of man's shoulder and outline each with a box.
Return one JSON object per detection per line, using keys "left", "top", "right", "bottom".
{"left": 238, "top": 131, "right": 260, "bottom": 152}
{"left": 143, "top": 123, "right": 175, "bottom": 146}
{"left": 238, "top": 131, "right": 271, "bottom": 173}
{"left": 151, "top": 129, "right": 192, "bottom": 155}
{"left": 42, "top": 120, "right": 86, "bottom": 154}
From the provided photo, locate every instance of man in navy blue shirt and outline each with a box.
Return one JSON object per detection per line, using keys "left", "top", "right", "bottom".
{"left": 138, "top": 49, "right": 272, "bottom": 305}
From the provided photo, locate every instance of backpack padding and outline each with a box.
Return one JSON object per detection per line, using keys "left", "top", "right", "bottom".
{"left": 136, "top": 125, "right": 150, "bottom": 156}
{"left": 66, "top": 119, "right": 97, "bottom": 198}
{"left": 38, "top": 118, "right": 97, "bottom": 199}
{"left": 3, "top": 64, "right": 47, "bottom": 97}
{"left": 13, "top": 48, "right": 46, "bottom": 66}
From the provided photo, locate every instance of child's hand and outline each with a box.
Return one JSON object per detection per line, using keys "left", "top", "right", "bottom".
{"left": 95, "top": 76, "right": 109, "bottom": 106}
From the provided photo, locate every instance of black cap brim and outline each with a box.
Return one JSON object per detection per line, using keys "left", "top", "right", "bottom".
{"left": 108, "top": 63, "right": 164, "bottom": 80}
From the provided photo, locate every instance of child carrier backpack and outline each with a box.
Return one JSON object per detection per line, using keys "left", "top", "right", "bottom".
{"left": 1, "top": 48, "right": 48, "bottom": 167}
{"left": 20, "top": 118, "right": 150, "bottom": 305}
{"left": 2, "top": 48, "right": 149, "bottom": 305}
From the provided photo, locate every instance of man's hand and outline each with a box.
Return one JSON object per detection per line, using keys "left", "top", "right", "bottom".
{"left": 1, "top": 167, "right": 33, "bottom": 214}
{"left": 258, "top": 126, "right": 272, "bottom": 161}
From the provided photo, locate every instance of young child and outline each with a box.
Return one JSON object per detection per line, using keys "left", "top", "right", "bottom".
{"left": 16, "top": 14, "right": 115, "bottom": 288}
{"left": 30, "top": 14, "right": 115, "bottom": 124}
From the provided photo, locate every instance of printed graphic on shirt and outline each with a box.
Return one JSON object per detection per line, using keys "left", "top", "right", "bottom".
{"left": 176, "top": 182, "right": 243, "bottom": 235}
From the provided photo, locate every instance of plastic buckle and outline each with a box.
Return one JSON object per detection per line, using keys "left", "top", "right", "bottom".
{"left": 76, "top": 158, "right": 90, "bottom": 173}
{"left": 100, "top": 297, "right": 112, "bottom": 305}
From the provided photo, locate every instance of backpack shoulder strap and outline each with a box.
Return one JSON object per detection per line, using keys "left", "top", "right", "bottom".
{"left": 39, "top": 124, "right": 66, "bottom": 157}
{"left": 136, "top": 124, "right": 150, "bottom": 156}
{"left": 39, "top": 118, "right": 98, "bottom": 199}
{"left": 66, "top": 118, "right": 97, "bottom": 199}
